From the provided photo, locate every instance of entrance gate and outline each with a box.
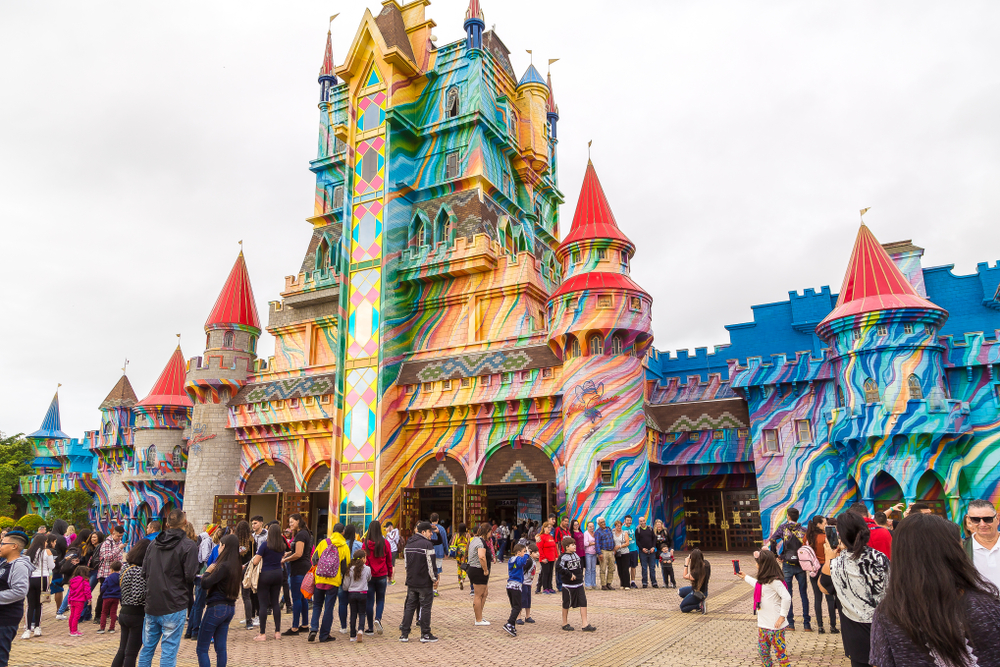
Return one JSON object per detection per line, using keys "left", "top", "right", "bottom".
{"left": 684, "top": 489, "right": 763, "bottom": 551}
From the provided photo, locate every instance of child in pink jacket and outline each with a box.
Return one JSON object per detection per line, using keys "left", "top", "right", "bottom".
{"left": 67, "top": 565, "right": 92, "bottom": 636}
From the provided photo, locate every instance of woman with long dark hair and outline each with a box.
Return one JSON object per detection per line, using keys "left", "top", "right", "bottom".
{"left": 736, "top": 550, "right": 791, "bottom": 666}
{"left": 679, "top": 548, "right": 711, "bottom": 613}
{"left": 112, "top": 538, "right": 150, "bottom": 667}
{"left": 537, "top": 522, "right": 558, "bottom": 593}
{"left": 832, "top": 511, "right": 889, "bottom": 667}
{"left": 234, "top": 520, "right": 256, "bottom": 631}
{"left": 336, "top": 524, "right": 360, "bottom": 634}
{"left": 249, "top": 524, "right": 288, "bottom": 640}
{"left": 871, "top": 513, "right": 1000, "bottom": 667}
{"left": 805, "top": 515, "right": 838, "bottom": 634}
{"left": 23, "top": 533, "right": 54, "bottom": 637}
{"left": 363, "top": 520, "right": 393, "bottom": 635}
{"left": 279, "top": 513, "right": 312, "bottom": 635}
{"left": 197, "top": 534, "right": 244, "bottom": 666}
{"left": 55, "top": 529, "right": 92, "bottom": 619}
{"left": 468, "top": 522, "right": 492, "bottom": 625}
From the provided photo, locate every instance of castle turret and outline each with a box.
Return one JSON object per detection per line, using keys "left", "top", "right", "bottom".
{"left": 95, "top": 374, "right": 137, "bottom": 539}
{"left": 515, "top": 64, "right": 550, "bottom": 173}
{"left": 183, "top": 251, "right": 260, "bottom": 528}
{"left": 546, "top": 70, "right": 559, "bottom": 184}
{"left": 318, "top": 27, "right": 337, "bottom": 102}
{"left": 464, "top": 0, "right": 485, "bottom": 50}
{"left": 547, "top": 160, "right": 653, "bottom": 523}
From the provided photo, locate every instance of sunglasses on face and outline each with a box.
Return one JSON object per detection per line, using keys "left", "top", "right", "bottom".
{"left": 969, "top": 515, "right": 997, "bottom": 524}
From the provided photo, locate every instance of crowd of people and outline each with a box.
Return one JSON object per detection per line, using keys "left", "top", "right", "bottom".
{"left": 752, "top": 499, "right": 1000, "bottom": 667}
{"left": 0, "top": 497, "right": 995, "bottom": 667}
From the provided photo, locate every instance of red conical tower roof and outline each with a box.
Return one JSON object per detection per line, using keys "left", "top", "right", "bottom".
{"left": 319, "top": 29, "right": 335, "bottom": 78}
{"left": 559, "top": 161, "right": 634, "bottom": 253}
{"left": 205, "top": 252, "right": 261, "bottom": 331}
{"left": 138, "top": 347, "right": 193, "bottom": 408}
{"left": 546, "top": 71, "right": 558, "bottom": 116}
{"left": 466, "top": 0, "right": 484, "bottom": 21}
{"left": 818, "top": 224, "right": 946, "bottom": 329}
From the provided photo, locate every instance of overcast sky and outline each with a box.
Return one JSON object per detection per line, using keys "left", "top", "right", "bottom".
{"left": 2, "top": 1, "right": 999, "bottom": 437}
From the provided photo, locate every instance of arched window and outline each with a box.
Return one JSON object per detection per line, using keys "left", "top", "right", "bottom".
{"left": 145, "top": 445, "right": 157, "bottom": 469}
{"left": 446, "top": 87, "right": 460, "bottom": 119}
{"left": 589, "top": 335, "right": 603, "bottom": 356}
{"left": 103, "top": 421, "right": 113, "bottom": 434}
{"left": 249, "top": 335, "right": 257, "bottom": 354}
{"left": 413, "top": 219, "right": 427, "bottom": 247}
{"left": 567, "top": 336, "right": 581, "bottom": 359}
{"left": 908, "top": 374, "right": 923, "bottom": 400}
{"left": 316, "top": 237, "right": 329, "bottom": 270}
{"left": 611, "top": 335, "right": 624, "bottom": 355}
{"left": 864, "top": 379, "right": 880, "bottom": 404}
{"left": 223, "top": 331, "right": 234, "bottom": 348}
{"left": 172, "top": 445, "right": 184, "bottom": 469}
{"left": 549, "top": 256, "right": 557, "bottom": 280}
{"left": 837, "top": 385, "right": 846, "bottom": 407}
{"left": 505, "top": 224, "right": 514, "bottom": 256}
{"left": 434, "top": 209, "right": 449, "bottom": 246}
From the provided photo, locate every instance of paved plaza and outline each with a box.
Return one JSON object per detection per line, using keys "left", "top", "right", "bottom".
{"left": 9, "top": 554, "right": 852, "bottom": 667}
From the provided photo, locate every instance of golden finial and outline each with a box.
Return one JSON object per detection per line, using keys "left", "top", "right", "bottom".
{"left": 860, "top": 207, "right": 871, "bottom": 226}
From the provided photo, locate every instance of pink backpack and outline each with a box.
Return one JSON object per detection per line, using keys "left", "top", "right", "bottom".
{"left": 797, "top": 544, "right": 821, "bottom": 577}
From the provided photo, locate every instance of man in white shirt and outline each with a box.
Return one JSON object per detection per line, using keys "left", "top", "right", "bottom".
{"left": 964, "top": 499, "right": 1000, "bottom": 590}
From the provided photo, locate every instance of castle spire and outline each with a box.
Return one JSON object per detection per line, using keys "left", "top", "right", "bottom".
{"left": 318, "top": 18, "right": 338, "bottom": 101}
{"left": 464, "top": 0, "right": 485, "bottom": 50}
{"left": 817, "top": 223, "right": 946, "bottom": 333}
{"left": 558, "top": 160, "right": 634, "bottom": 252}
{"left": 138, "top": 347, "right": 193, "bottom": 408}
{"left": 28, "top": 391, "right": 69, "bottom": 439}
{"left": 205, "top": 251, "right": 261, "bottom": 332}
{"left": 99, "top": 375, "right": 138, "bottom": 410}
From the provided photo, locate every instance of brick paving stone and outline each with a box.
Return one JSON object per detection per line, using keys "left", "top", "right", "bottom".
{"left": 8, "top": 553, "right": 852, "bottom": 667}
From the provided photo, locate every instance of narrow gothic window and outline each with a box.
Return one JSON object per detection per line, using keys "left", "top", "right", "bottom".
{"left": 172, "top": 445, "right": 183, "bottom": 468}
{"left": 569, "top": 337, "right": 581, "bottom": 359}
{"left": 589, "top": 335, "right": 603, "bottom": 356}
{"left": 435, "top": 209, "right": 449, "bottom": 245}
{"left": 249, "top": 336, "right": 257, "bottom": 354}
{"left": 413, "top": 219, "right": 427, "bottom": 247}
{"left": 145, "top": 445, "right": 157, "bottom": 468}
{"left": 446, "top": 152, "right": 459, "bottom": 180}
{"left": 224, "top": 331, "right": 235, "bottom": 348}
{"left": 908, "top": 374, "right": 923, "bottom": 400}
{"left": 612, "top": 335, "right": 623, "bottom": 355}
{"left": 837, "top": 385, "right": 846, "bottom": 407}
{"left": 362, "top": 147, "right": 378, "bottom": 183}
{"left": 904, "top": 323, "right": 914, "bottom": 334}
{"left": 446, "top": 87, "right": 460, "bottom": 119}
{"left": 864, "top": 378, "right": 880, "bottom": 403}
{"left": 333, "top": 185, "right": 344, "bottom": 209}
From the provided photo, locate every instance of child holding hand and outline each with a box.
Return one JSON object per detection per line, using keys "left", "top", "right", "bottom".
{"left": 503, "top": 543, "right": 532, "bottom": 637}
{"left": 67, "top": 565, "right": 92, "bottom": 637}
{"left": 659, "top": 544, "right": 676, "bottom": 588}
{"left": 736, "top": 550, "right": 791, "bottom": 667}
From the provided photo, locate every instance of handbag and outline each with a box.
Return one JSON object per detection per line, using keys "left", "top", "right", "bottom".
{"left": 242, "top": 558, "right": 261, "bottom": 593}
{"left": 300, "top": 566, "right": 316, "bottom": 600}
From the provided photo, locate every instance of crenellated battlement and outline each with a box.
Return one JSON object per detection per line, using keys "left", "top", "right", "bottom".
{"left": 186, "top": 354, "right": 255, "bottom": 375}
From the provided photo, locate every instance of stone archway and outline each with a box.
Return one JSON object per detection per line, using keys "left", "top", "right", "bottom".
{"left": 480, "top": 443, "right": 556, "bottom": 485}
{"left": 871, "top": 470, "right": 904, "bottom": 515}
{"left": 244, "top": 460, "right": 297, "bottom": 494}
{"left": 414, "top": 456, "right": 468, "bottom": 488}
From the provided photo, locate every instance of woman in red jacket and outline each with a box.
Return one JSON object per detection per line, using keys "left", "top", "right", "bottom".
{"left": 536, "top": 523, "right": 558, "bottom": 594}
{"left": 362, "top": 520, "right": 394, "bottom": 635}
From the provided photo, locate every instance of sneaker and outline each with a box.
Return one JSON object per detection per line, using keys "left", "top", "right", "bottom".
{"left": 803, "top": 627, "right": 813, "bottom": 632}
{"left": 701, "top": 600, "right": 708, "bottom": 614}
{"left": 433, "top": 590, "right": 440, "bottom": 597}
{"left": 281, "top": 628, "right": 299, "bottom": 636}
{"left": 350, "top": 636, "right": 356, "bottom": 642}
{"left": 363, "top": 629, "right": 375, "bottom": 635}
{"left": 652, "top": 584, "right": 659, "bottom": 589}
{"left": 374, "top": 619, "right": 383, "bottom": 635}
{"left": 525, "top": 617, "right": 535, "bottom": 624}
{"left": 630, "top": 582, "right": 638, "bottom": 589}
{"left": 642, "top": 584, "right": 648, "bottom": 589}
{"left": 830, "top": 627, "right": 840, "bottom": 635}
{"left": 503, "top": 623, "right": 516, "bottom": 637}
{"left": 390, "top": 580, "right": 395, "bottom": 585}
{"left": 20, "top": 630, "right": 30, "bottom": 640}
{"left": 338, "top": 627, "right": 348, "bottom": 634}
{"left": 70, "top": 632, "right": 84, "bottom": 637}
{"left": 55, "top": 614, "right": 67, "bottom": 621}
{"left": 399, "top": 635, "right": 409, "bottom": 642}
{"left": 109, "top": 629, "right": 116, "bottom": 634}
{"left": 357, "top": 633, "right": 363, "bottom": 643}
{"left": 474, "top": 620, "right": 490, "bottom": 626}
{"left": 516, "top": 619, "right": 524, "bottom": 626}
{"left": 469, "top": 591, "right": 475, "bottom": 596}
{"left": 582, "top": 624, "right": 597, "bottom": 632}
{"left": 252, "top": 618, "right": 260, "bottom": 627}
{"left": 787, "top": 626, "right": 795, "bottom": 631}
{"left": 818, "top": 627, "right": 825, "bottom": 635}
{"left": 308, "top": 631, "right": 317, "bottom": 642}
{"left": 420, "top": 634, "right": 438, "bottom": 643}
{"left": 562, "top": 624, "right": 575, "bottom": 631}
{"left": 239, "top": 619, "right": 246, "bottom": 625}
{"left": 319, "top": 636, "right": 336, "bottom": 643}
{"left": 33, "top": 628, "right": 41, "bottom": 637}
{"left": 96, "top": 629, "right": 105, "bottom": 634}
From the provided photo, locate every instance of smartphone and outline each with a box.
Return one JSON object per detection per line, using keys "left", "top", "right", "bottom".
{"left": 732, "top": 559, "right": 740, "bottom": 575}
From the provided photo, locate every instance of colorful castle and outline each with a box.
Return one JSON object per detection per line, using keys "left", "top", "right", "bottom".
{"left": 18, "top": 1, "right": 1000, "bottom": 550}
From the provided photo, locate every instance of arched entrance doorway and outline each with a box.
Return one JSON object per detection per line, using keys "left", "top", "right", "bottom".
{"left": 242, "top": 460, "right": 297, "bottom": 526}
{"left": 915, "top": 470, "right": 948, "bottom": 518}
{"left": 872, "top": 471, "right": 904, "bottom": 515}
{"left": 479, "top": 442, "right": 557, "bottom": 527}
{"left": 401, "top": 456, "right": 469, "bottom": 532}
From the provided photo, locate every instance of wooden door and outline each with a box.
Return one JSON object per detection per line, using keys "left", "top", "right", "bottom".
{"left": 684, "top": 491, "right": 727, "bottom": 551}
{"left": 280, "top": 492, "right": 311, "bottom": 530}
{"left": 547, "top": 481, "right": 558, "bottom": 520}
{"left": 400, "top": 488, "right": 419, "bottom": 534}
{"left": 466, "top": 485, "right": 488, "bottom": 529}
{"left": 452, "top": 484, "right": 466, "bottom": 530}
{"left": 212, "top": 495, "right": 248, "bottom": 529}
{"left": 723, "top": 489, "right": 763, "bottom": 551}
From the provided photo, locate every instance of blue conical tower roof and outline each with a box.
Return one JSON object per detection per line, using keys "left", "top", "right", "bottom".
{"left": 28, "top": 392, "right": 69, "bottom": 439}
{"left": 518, "top": 64, "right": 546, "bottom": 87}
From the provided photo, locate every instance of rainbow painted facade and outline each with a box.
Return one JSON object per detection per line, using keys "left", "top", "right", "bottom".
{"left": 18, "top": 0, "right": 1000, "bottom": 550}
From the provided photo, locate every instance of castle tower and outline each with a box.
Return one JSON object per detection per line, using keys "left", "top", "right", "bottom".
{"left": 133, "top": 346, "right": 193, "bottom": 519}
{"left": 546, "top": 70, "right": 559, "bottom": 185}
{"left": 95, "top": 374, "right": 137, "bottom": 539}
{"left": 464, "top": 0, "right": 485, "bottom": 50}
{"left": 547, "top": 161, "right": 654, "bottom": 522}
{"left": 516, "top": 63, "right": 551, "bottom": 175}
{"left": 318, "top": 27, "right": 337, "bottom": 102}
{"left": 816, "top": 224, "right": 950, "bottom": 511}
{"left": 184, "top": 251, "right": 260, "bottom": 528}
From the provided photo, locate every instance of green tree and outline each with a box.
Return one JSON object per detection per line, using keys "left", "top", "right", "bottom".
{"left": 45, "top": 488, "right": 93, "bottom": 531}
{"left": 0, "top": 433, "right": 33, "bottom": 517}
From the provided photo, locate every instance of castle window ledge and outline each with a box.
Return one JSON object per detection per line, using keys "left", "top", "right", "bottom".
{"left": 398, "top": 235, "right": 498, "bottom": 283}
{"left": 122, "top": 469, "right": 185, "bottom": 483}
{"left": 308, "top": 152, "right": 347, "bottom": 172}
{"left": 306, "top": 210, "right": 344, "bottom": 227}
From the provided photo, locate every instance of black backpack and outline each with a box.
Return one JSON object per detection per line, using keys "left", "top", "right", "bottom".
{"left": 783, "top": 530, "right": 802, "bottom": 566}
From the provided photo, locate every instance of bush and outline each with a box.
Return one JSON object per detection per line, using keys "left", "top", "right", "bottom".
{"left": 0, "top": 517, "right": 13, "bottom": 530}
{"left": 17, "top": 513, "right": 45, "bottom": 535}
{"left": 45, "top": 489, "right": 93, "bottom": 531}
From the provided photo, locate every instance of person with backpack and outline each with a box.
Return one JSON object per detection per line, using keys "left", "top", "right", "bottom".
{"left": 307, "top": 523, "right": 350, "bottom": 643}
{"left": 805, "top": 515, "right": 838, "bottom": 635}
{"left": 399, "top": 521, "right": 438, "bottom": 643}
{"left": 766, "top": 507, "right": 811, "bottom": 631}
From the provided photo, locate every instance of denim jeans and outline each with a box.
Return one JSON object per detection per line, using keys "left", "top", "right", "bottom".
{"left": 196, "top": 604, "right": 234, "bottom": 667}
{"left": 187, "top": 579, "right": 206, "bottom": 636}
{"left": 0, "top": 625, "right": 17, "bottom": 667}
{"left": 137, "top": 609, "right": 187, "bottom": 667}
{"left": 309, "top": 586, "right": 337, "bottom": 640}
{"left": 289, "top": 573, "right": 309, "bottom": 628}
{"left": 337, "top": 587, "right": 349, "bottom": 629}
{"left": 584, "top": 553, "right": 597, "bottom": 588}
{"left": 639, "top": 550, "right": 658, "bottom": 585}
{"left": 783, "top": 563, "right": 811, "bottom": 629}
{"left": 365, "top": 576, "right": 388, "bottom": 630}
{"left": 678, "top": 586, "right": 704, "bottom": 613}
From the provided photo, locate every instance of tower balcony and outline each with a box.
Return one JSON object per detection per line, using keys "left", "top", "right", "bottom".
{"left": 18, "top": 472, "right": 86, "bottom": 496}
{"left": 826, "top": 397, "right": 970, "bottom": 449}
{"left": 398, "top": 234, "right": 499, "bottom": 283}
